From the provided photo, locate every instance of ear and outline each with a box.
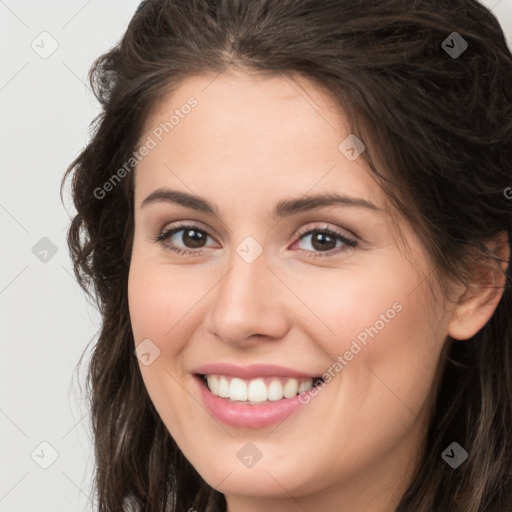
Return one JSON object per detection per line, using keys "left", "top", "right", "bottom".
{"left": 448, "top": 232, "right": 510, "bottom": 341}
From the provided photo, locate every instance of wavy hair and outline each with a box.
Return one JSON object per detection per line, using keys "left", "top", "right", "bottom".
{"left": 61, "top": 0, "right": 512, "bottom": 510}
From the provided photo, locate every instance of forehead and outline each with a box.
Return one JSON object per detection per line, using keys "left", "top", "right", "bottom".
{"left": 134, "top": 70, "right": 385, "bottom": 213}
{"left": 145, "top": 69, "right": 344, "bottom": 136}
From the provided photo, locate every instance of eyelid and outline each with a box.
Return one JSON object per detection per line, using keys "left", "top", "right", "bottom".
{"left": 293, "top": 223, "right": 356, "bottom": 245}
{"left": 156, "top": 220, "right": 220, "bottom": 244}
{"left": 150, "top": 222, "right": 220, "bottom": 259}
{"left": 153, "top": 220, "right": 358, "bottom": 257}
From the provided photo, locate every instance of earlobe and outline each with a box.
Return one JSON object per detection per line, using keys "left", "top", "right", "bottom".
{"left": 447, "top": 232, "right": 510, "bottom": 341}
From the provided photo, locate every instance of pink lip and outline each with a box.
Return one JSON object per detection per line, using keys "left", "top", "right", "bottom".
{"left": 194, "top": 375, "right": 314, "bottom": 428}
{"left": 194, "top": 363, "right": 319, "bottom": 379}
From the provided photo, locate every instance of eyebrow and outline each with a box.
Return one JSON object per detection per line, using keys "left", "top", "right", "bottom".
{"left": 140, "top": 188, "right": 383, "bottom": 219}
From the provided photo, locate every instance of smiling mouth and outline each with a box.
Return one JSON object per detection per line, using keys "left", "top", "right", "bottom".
{"left": 197, "top": 373, "right": 325, "bottom": 405}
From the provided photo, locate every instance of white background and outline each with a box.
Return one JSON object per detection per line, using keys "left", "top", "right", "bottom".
{"left": 1, "top": 0, "right": 511, "bottom": 510}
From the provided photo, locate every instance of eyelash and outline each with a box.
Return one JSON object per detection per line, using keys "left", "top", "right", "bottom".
{"left": 152, "top": 222, "right": 357, "bottom": 258}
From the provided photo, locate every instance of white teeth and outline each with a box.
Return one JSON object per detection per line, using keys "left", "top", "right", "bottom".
{"left": 206, "top": 375, "right": 219, "bottom": 395}
{"left": 267, "top": 379, "right": 284, "bottom": 401}
{"left": 204, "top": 374, "right": 316, "bottom": 403}
{"left": 298, "top": 379, "right": 313, "bottom": 393}
{"left": 283, "top": 378, "right": 299, "bottom": 398}
{"left": 229, "top": 378, "right": 247, "bottom": 401}
{"left": 247, "top": 378, "right": 267, "bottom": 402}
{"left": 218, "top": 376, "right": 230, "bottom": 398}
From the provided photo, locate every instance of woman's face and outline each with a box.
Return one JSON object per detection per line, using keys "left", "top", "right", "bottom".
{"left": 128, "top": 70, "right": 455, "bottom": 509}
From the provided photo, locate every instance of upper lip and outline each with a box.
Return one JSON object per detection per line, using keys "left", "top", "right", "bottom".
{"left": 194, "top": 363, "right": 321, "bottom": 379}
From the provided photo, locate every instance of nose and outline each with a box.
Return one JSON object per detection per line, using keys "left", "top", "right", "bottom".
{"left": 203, "top": 245, "right": 291, "bottom": 348}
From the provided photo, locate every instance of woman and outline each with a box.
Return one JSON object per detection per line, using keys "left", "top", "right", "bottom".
{"left": 61, "top": 0, "right": 512, "bottom": 510}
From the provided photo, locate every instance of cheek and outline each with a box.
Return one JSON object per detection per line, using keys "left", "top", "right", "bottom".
{"left": 127, "top": 259, "right": 201, "bottom": 424}
{"left": 292, "top": 264, "right": 412, "bottom": 359}
{"left": 128, "top": 258, "right": 204, "bottom": 351}
{"left": 307, "top": 262, "right": 442, "bottom": 409}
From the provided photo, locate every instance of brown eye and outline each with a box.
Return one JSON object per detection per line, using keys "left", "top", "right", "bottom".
{"left": 153, "top": 223, "right": 357, "bottom": 258}
{"left": 174, "top": 228, "right": 207, "bottom": 248}
{"left": 153, "top": 224, "right": 217, "bottom": 256}
{"left": 292, "top": 226, "right": 357, "bottom": 258}
{"left": 303, "top": 231, "right": 338, "bottom": 251}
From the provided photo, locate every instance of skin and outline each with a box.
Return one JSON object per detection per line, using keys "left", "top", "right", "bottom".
{"left": 127, "top": 69, "right": 508, "bottom": 512}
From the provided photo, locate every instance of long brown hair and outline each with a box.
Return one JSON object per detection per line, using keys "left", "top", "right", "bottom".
{"left": 61, "top": 1, "right": 512, "bottom": 510}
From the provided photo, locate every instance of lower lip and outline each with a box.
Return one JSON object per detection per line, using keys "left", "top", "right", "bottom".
{"left": 195, "top": 375, "right": 314, "bottom": 428}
